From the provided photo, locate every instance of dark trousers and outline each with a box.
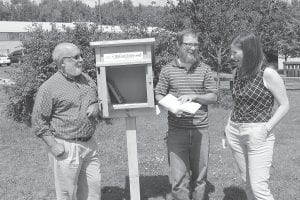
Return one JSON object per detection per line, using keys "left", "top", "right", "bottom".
{"left": 167, "top": 126, "right": 210, "bottom": 200}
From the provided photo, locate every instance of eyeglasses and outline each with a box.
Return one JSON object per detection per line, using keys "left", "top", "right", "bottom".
{"left": 183, "top": 43, "right": 199, "bottom": 48}
{"left": 62, "top": 54, "right": 82, "bottom": 61}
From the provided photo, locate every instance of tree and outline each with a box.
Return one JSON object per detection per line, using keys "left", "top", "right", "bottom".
{"left": 7, "top": 0, "right": 39, "bottom": 21}
{"left": 38, "top": 0, "right": 61, "bottom": 21}
{"left": 0, "top": 0, "right": 168, "bottom": 25}
{"left": 133, "top": 4, "right": 165, "bottom": 27}
{"left": 0, "top": 0, "right": 10, "bottom": 20}
{"left": 163, "top": 0, "right": 298, "bottom": 71}
{"left": 277, "top": 2, "right": 300, "bottom": 59}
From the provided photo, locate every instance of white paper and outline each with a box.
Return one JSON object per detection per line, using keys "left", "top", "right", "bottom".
{"left": 158, "top": 94, "right": 201, "bottom": 115}
{"left": 222, "top": 138, "right": 227, "bottom": 149}
{"left": 155, "top": 105, "right": 161, "bottom": 115}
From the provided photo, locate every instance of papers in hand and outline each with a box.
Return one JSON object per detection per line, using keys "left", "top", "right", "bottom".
{"left": 158, "top": 94, "right": 201, "bottom": 115}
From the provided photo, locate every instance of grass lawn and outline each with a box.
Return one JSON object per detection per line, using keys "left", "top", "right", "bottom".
{"left": 0, "top": 87, "right": 299, "bottom": 199}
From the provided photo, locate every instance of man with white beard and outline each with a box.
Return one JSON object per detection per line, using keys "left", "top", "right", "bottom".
{"left": 32, "top": 43, "right": 101, "bottom": 200}
{"left": 155, "top": 30, "right": 217, "bottom": 200}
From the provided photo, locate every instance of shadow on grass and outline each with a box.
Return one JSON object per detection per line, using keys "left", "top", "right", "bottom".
{"left": 102, "top": 175, "right": 170, "bottom": 200}
{"left": 204, "top": 181, "right": 215, "bottom": 200}
{"left": 102, "top": 186, "right": 128, "bottom": 200}
{"left": 222, "top": 186, "right": 247, "bottom": 200}
{"left": 102, "top": 176, "right": 216, "bottom": 200}
{"left": 138, "top": 175, "right": 171, "bottom": 199}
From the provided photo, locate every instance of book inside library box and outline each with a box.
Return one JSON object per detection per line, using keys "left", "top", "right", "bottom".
{"left": 106, "top": 65, "right": 149, "bottom": 109}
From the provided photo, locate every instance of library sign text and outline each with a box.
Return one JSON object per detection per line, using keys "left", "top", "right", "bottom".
{"left": 103, "top": 51, "right": 143, "bottom": 62}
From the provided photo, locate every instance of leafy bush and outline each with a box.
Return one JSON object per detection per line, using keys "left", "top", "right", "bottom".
{"left": 4, "top": 23, "right": 176, "bottom": 124}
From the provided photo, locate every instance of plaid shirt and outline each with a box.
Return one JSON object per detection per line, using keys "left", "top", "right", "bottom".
{"left": 32, "top": 71, "right": 98, "bottom": 140}
{"left": 155, "top": 59, "right": 217, "bottom": 128}
{"left": 231, "top": 66, "right": 274, "bottom": 123}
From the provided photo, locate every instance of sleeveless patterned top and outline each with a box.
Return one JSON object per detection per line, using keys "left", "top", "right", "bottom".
{"left": 230, "top": 66, "right": 274, "bottom": 123}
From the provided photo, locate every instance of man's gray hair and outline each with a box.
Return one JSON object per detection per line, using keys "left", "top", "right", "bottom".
{"left": 52, "top": 43, "right": 78, "bottom": 65}
{"left": 176, "top": 29, "right": 200, "bottom": 46}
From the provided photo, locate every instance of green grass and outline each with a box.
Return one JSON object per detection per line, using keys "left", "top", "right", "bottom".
{"left": 0, "top": 91, "right": 299, "bottom": 200}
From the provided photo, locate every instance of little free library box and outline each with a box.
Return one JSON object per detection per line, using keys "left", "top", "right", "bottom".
{"left": 90, "top": 38, "right": 156, "bottom": 200}
{"left": 90, "top": 38, "right": 156, "bottom": 118}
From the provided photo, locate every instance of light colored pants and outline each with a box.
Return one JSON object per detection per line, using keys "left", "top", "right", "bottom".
{"left": 167, "top": 126, "right": 209, "bottom": 200}
{"left": 225, "top": 120, "right": 275, "bottom": 200}
{"left": 48, "top": 137, "right": 101, "bottom": 200}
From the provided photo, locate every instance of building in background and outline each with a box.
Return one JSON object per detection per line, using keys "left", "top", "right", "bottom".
{"left": 0, "top": 21, "right": 123, "bottom": 54}
{"left": 278, "top": 55, "right": 300, "bottom": 71}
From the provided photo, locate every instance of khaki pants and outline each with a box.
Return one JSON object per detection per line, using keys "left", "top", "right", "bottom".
{"left": 225, "top": 120, "right": 275, "bottom": 200}
{"left": 48, "top": 137, "right": 101, "bottom": 200}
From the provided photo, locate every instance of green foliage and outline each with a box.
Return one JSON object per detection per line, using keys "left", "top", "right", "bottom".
{"left": 0, "top": 0, "right": 10, "bottom": 20}
{"left": 151, "top": 29, "right": 177, "bottom": 85}
{"left": 211, "top": 89, "right": 233, "bottom": 110}
{"left": 162, "top": 0, "right": 300, "bottom": 105}
{"left": 4, "top": 23, "right": 175, "bottom": 124}
{"left": 1, "top": 0, "right": 166, "bottom": 27}
{"left": 164, "top": 0, "right": 300, "bottom": 72}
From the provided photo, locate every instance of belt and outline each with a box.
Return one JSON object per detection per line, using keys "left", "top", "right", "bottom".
{"left": 74, "top": 136, "right": 92, "bottom": 142}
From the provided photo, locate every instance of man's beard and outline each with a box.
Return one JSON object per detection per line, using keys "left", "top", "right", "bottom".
{"left": 179, "top": 51, "right": 199, "bottom": 65}
{"left": 62, "top": 65, "right": 83, "bottom": 77}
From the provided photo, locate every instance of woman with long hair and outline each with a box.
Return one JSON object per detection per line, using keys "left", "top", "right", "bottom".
{"left": 225, "top": 31, "right": 290, "bottom": 200}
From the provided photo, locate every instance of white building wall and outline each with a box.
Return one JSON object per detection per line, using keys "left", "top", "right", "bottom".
{"left": 278, "top": 54, "right": 300, "bottom": 70}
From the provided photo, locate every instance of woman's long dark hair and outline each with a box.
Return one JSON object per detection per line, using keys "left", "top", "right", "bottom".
{"left": 231, "top": 31, "right": 265, "bottom": 75}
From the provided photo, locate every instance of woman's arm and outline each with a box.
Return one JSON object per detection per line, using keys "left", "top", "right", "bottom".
{"left": 263, "top": 67, "right": 290, "bottom": 131}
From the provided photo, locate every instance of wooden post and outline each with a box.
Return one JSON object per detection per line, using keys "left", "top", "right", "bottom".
{"left": 283, "top": 62, "right": 287, "bottom": 76}
{"left": 126, "top": 117, "right": 140, "bottom": 200}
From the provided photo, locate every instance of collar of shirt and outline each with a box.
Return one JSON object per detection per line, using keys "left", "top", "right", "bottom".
{"left": 172, "top": 58, "right": 199, "bottom": 72}
{"left": 58, "top": 70, "right": 83, "bottom": 83}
